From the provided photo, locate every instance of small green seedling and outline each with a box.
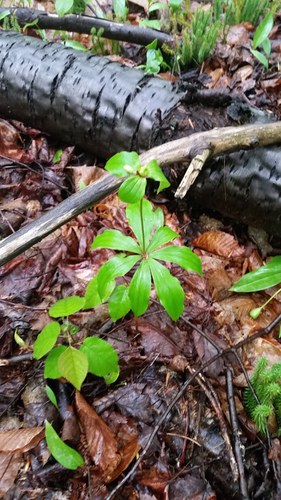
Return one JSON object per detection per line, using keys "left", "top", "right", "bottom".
{"left": 45, "top": 420, "right": 84, "bottom": 469}
{"left": 251, "top": 12, "right": 274, "bottom": 70}
{"left": 85, "top": 151, "right": 202, "bottom": 321}
{"left": 230, "top": 255, "right": 281, "bottom": 319}
{"left": 139, "top": 40, "right": 170, "bottom": 75}
{"left": 244, "top": 357, "right": 281, "bottom": 436}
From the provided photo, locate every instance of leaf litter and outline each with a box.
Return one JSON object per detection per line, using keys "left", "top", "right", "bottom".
{"left": 0, "top": 6, "right": 281, "bottom": 499}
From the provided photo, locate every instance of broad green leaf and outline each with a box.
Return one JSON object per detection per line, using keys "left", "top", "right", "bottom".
{"left": 108, "top": 285, "right": 131, "bottom": 321}
{"left": 46, "top": 385, "right": 59, "bottom": 410}
{"left": 253, "top": 12, "right": 273, "bottom": 49}
{"left": 49, "top": 296, "right": 85, "bottom": 318}
{"left": 151, "top": 245, "right": 202, "bottom": 275}
{"left": 140, "top": 19, "right": 162, "bottom": 30}
{"left": 250, "top": 49, "right": 269, "bottom": 69}
{"left": 118, "top": 175, "right": 147, "bottom": 203}
{"left": 91, "top": 229, "right": 141, "bottom": 254}
{"left": 57, "top": 347, "right": 88, "bottom": 390}
{"left": 97, "top": 255, "right": 140, "bottom": 299}
{"left": 126, "top": 199, "right": 158, "bottom": 250}
{"left": 53, "top": 149, "right": 63, "bottom": 164}
{"left": 230, "top": 257, "right": 281, "bottom": 292}
{"left": 84, "top": 275, "right": 115, "bottom": 309}
{"left": 147, "top": 226, "right": 178, "bottom": 252}
{"left": 80, "top": 337, "right": 119, "bottom": 383}
{"left": 64, "top": 40, "right": 87, "bottom": 51}
{"left": 262, "top": 37, "right": 271, "bottom": 57}
{"left": 44, "top": 346, "right": 68, "bottom": 379}
{"left": 148, "top": 2, "right": 168, "bottom": 13}
{"left": 45, "top": 420, "right": 84, "bottom": 470}
{"left": 129, "top": 260, "right": 151, "bottom": 316}
{"left": 0, "top": 10, "right": 10, "bottom": 20}
{"left": 153, "top": 207, "right": 165, "bottom": 230}
{"left": 55, "top": 0, "right": 73, "bottom": 16}
{"left": 148, "top": 258, "right": 184, "bottom": 320}
{"left": 113, "top": 0, "right": 128, "bottom": 20}
{"left": 141, "top": 160, "right": 170, "bottom": 193}
{"left": 105, "top": 151, "right": 140, "bottom": 177}
{"left": 33, "top": 322, "right": 61, "bottom": 360}
{"left": 170, "top": 0, "right": 182, "bottom": 12}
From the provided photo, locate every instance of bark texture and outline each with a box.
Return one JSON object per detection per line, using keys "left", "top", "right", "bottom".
{"left": 0, "top": 31, "right": 183, "bottom": 158}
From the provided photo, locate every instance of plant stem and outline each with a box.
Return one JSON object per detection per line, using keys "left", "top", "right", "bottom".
{"left": 140, "top": 198, "right": 146, "bottom": 253}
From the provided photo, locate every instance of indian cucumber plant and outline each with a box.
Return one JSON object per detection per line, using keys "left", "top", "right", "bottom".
{"left": 34, "top": 151, "right": 202, "bottom": 469}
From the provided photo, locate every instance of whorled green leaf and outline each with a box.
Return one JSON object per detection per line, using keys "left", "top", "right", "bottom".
{"left": 55, "top": 0, "right": 73, "bottom": 16}
{"left": 118, "top": 175, "right": 147, "bottom": 203}
{"left": 141, "top": 160, "right": 170, "bottom": 193}
{"left": 148, "top": 2, "right": 168, "bottom": 13}
{"left": 57, "top": 347, "right": 88, "bottom": 390}
{"left": 45, "top": 385, "right": 59, "bottom": 410}
{"left": 253, "top": 12, "right": 274, "bottom": 49}
{"left": 33, "top": 322, "right": 61, "bottom": 360}
{"left": 64, "top": 40, "right": 87, "bottom": 51}
{"left": 49, "top": 296, "right": 85, "bottom": 318}
{"left": 140, "top": 19, "right": 162, "bottom": 30}
{"left": 151, "top": 245, "right": 202, "bottom": 275}
{"left": 44, "top": 346, "right": 68, "bottom": 379}
{"left": 230, "top": 256, "right": 281, "bottom": 293}
{"left": 262, "top": 37, "right": 271, "bottom": 57}
{"left": 0, "top": 10, "right": 10, "bottom": 20}
{"left": 126, "top": 199, "right": 160, "bottom": 250}
{"left": 148, "top": 258, "right": 184, "bottom": 320}
{"left": 80, "top": 337, "right": 119, "bottom": 383}
{"left": 147, "top": 226, "right": 178, "bottom": 253}
{"left": 129, "top": 260, "right": 151, "bottom": 316}
{"left": 45, "top": 420, "right": 84, "bottom": 470}
{"left": 108, "top": 285, "right": 131, "bottom": 321}
{"left": 91, "top": 229, "right": 141, "bottom": 254}
{"left": 83, "top": 275, "right": 115, "bottom": 309}
{"left": 97, "top": 255, "right": 141, "bottom": 300}
{"left": 105, "top": 151, "right": 140, "bottom": 177}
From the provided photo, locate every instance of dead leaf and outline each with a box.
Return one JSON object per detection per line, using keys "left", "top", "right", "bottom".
{"left": 193, "top": 231, "right": 245, "bottom": 259}
{"left": 0, "top": 427, "right": 44, "bottom": 453}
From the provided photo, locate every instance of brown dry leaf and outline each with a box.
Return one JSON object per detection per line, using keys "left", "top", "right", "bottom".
{"left": 75, "top": 392, "right": 120, "bottom": 481}
{"left": 68, "top": 165, "right": 105, "bottom": 192}
{"left": 193, "top": 231, "right": 245, "bottom": 259}
{"left": 226, "top": 24, "right": 250, "bottom": 46}
{"left": 0, "top": 119, "right": 24, "bottom": 160}
{"left": 0, "top": 426, "right": 44, "bottom": 452}
{"left": 0, "top": 451, "right": 22, "bottom": 497}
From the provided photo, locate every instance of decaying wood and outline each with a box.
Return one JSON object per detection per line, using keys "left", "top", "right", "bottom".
{"left": 0, "top": 122, "right": 281, "bottom": 268}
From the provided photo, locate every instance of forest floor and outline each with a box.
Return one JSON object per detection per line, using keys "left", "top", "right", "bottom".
{"left": 0, "top": 1, "right": 281, "bottom": 499}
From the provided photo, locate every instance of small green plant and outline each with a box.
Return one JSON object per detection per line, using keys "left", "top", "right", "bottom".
{"left": 85, "top": 151, "right": 202, "bottom": 321}
{"left": 139, "top": 39, "right": 170, "bottom": 75}
{"left": 113, "top": 0, "right": 128, "bottom": 22}
{"left": 55, "top": 0, "right": 87, "bottom": 17}
{"left": 244, "top": 357, "right": 281, "bottom": 435}
{"left": 230, "top": 255, "right": 281, "bottom": 319}
{"left": 250, "top": 11, "right": 274, "bottom": 70}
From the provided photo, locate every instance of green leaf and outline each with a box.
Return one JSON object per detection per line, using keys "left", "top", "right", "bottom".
{"left": 118, "top": 176, "right": 147, "bottom": 203}
{"left": 129, "top": 260, "right": 151, "bottom": 316}
{"left": 0, "top": 10, "right": 10, "bottom": 21}
{"left": 53, "top": 149, "right": 63, "bottom": 164}
{"left": 57, "top": 347, "right": 88, "bottom": 390}
{"left": 14, "top": 329, "right": 26, "bottom": 348}
{"left": 113, "top": 0, "right": 128, "bottom": 21}
{"left": 49, "top": 296, "right": 85, "bottom": 318}
{"left": 151, "top": 245, "right": 202, "bottom": 275}
{"left": 250, "top": 49, "right": 269, "bottom": 69}
{"left": 147, "top": 226, "right": 178, "bottom": 252}
{"left": 148, "top": 258, "right": 184, "bottom": 320}
{"left": 249, "top": 307, "right": 262, "bottom": 319}
{"left": 148, "top": 2, "right": 168, "bottom": 13}
{"left": 45, "top": 385, "right": 59, "bottom": 410}
{"left": 105, "top": 151, "right": 140, "bottom": 177}
{"left": 169, "top": 0, "right": 182, "bottom": 12}
{"left": 262, "top": 37, "right": 271, "bottom": 57}
{"left": 64, "top": 40, "right": 87, "bottom": 51}
{"left": 55, "top": 0, "right": 74, "bottom": 16}
{"left": 97, "top": 254, "right": 140, "bottom": 300}
{"left": 45, "top": 420, "right": 84, "bottom": 470}
{"left": 44, "top": 346, "right": 68, "bottom": 379}
{"left": 80, "top": 337, "right": 119, "bottom": 383}
{"left": 108, "top": 285, "right": 131, "bottom": 321}
{"left": 141, "top": 160, "right": 170, "bottom": 193}
{"left": 33, "top": 322, "right": 61, "bottom": 360}
{"left": 145, "top": 48, "right": 163, "bottom": 75}
{"left": 83, "top": 276, "right": 114, "bottom": 309}
{"left": 253, "top": 12, "right": 274, "bottom": 49}
{"left": 91, "top": 229, "right": 141, "bottom": 254}
{"left": 126, "top": 199, "right": 159, "bottom": 250}
{"left": 230, "top": 257, "right": 281, "bottom": 292}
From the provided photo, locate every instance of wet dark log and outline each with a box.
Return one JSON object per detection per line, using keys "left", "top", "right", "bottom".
{"left": 0, "top": 8, "right": 173, "bottom": 47}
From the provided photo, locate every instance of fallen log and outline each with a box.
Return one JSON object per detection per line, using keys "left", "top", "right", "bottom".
{"left": 0, "top": 30, "right": 281, "bottom": 269}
